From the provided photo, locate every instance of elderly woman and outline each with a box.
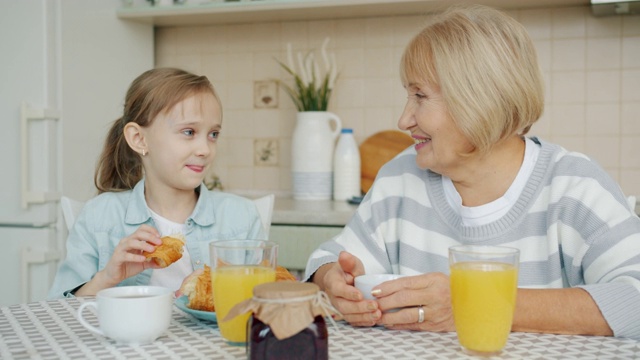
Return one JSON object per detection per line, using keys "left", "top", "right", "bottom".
{"left": 305, "top": 5, "right": 640, "bottom": 340}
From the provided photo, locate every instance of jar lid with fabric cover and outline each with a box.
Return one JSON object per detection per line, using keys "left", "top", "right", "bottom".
{"left": 224, "top": 281, "right": 339, "bottom": 340}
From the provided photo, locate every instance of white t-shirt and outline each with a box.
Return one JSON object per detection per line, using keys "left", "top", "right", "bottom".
{"left": 443, "top": 137, "right": 540, "bottom": 226}
{"left": 147, "top": 209, "right": 193, "bottom": 291}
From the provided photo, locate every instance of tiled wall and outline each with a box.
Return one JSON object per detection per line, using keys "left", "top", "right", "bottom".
{"left": 155, "top": 6, "right": 640, "bottom": 197}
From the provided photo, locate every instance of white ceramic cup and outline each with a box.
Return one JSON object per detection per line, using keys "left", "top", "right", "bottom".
{"left": 354, "top": 274, "right": 407, "bottom": 300}
{"left": 77, "top": 286, "right": 173, "bottom": 345}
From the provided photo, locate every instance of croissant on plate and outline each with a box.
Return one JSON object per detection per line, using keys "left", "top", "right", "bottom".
{"left": 144, "top": 234, "right": 185, "bottom": 268}
{"left": 180, "top": 265, "right": 297, "bottom": 312}
{"left": 275, "top": 266, "right": 297, "bottom": 281}
{"left": 182, "top": 265, "right": 215, "bottom": 312}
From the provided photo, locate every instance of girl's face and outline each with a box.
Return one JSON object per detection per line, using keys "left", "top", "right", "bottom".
{"left": 143, "top": 92, "right": 222, "bottom": 193}
{"left": 397, "top": 82, "right": 474, "bottom": 176}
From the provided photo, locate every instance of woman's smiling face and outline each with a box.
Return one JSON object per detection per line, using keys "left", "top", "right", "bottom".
{"left": 397, "top": 81, "right": 474, "bottom": 176}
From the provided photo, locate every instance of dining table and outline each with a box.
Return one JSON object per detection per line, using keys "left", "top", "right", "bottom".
{"left": 2, "top": 297, "right": 639, "bottom": 360}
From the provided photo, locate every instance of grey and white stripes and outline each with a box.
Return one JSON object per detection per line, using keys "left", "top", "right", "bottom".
{"left": 305, "top": 137, "right": 640, "bottom": 340}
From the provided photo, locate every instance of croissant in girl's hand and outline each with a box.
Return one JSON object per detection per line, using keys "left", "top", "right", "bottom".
{"left": 144, "top": 234, "right": 185, "bottom": 268}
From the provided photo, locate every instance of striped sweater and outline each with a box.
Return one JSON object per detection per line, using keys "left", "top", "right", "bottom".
{"left": 305, "top": 137, "right": 640, "bottom": 340}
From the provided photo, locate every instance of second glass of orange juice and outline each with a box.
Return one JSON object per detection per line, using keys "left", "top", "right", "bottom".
{"left": 210, "top": 240, "right": 277, "bottom": 346}
{"left": 449, "top": 245, "right": 519, "bottom": 356}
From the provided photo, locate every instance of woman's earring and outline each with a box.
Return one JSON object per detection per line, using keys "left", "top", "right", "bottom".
{"left": 142, "top": 149, "right": 146, "bottom": 156}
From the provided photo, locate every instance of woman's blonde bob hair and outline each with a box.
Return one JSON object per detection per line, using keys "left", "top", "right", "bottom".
{"left": 401, "top": 5, "right": 544, "bottom": 154}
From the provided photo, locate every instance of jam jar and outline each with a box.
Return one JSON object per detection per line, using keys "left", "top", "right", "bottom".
{"left": 238, "top": 282, "right": 333, "bottom": 360}
{"left": 249, "top": 314, "right": 328, "bottom": 360}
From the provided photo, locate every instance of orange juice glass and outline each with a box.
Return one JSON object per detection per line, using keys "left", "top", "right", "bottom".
{"left": 449, "top": 245, "right": 519, "bottom": 356}
{"left": 210, "top": 240, "right": 277, "bottom": 346}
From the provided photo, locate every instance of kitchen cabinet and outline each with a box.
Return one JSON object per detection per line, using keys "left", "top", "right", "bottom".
{"left": 269, "top": 197, "right": 357, "bottom": 272}
{"left": 117, "top": 0, "right": 588, "bottom": 27}
{"left": 270, "top": 225, "right": 343, "bottom": 270}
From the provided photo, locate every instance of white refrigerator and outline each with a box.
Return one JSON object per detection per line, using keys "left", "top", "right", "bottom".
{"left": 0, "top": 0, "right": 153, "bottom": 306}
{"left": 0, "top": 0, "right": 62, "bottom": 306}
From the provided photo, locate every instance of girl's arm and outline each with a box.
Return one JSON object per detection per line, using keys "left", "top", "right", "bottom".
{"left": 73, "top": 224, "right": 161, "bottom": 296}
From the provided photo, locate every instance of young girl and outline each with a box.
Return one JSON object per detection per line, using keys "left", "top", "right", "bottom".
{"left": 48, "top": 68, "right": 265, "bottom": 298}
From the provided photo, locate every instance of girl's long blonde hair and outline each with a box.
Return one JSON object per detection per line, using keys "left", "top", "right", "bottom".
{"left": 94, "top": 68, "right": 219, "bottom": 194}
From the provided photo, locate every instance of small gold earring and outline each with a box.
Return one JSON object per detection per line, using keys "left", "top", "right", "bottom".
{"left": 142, "top": 149, "right": 146, "bottom": 156}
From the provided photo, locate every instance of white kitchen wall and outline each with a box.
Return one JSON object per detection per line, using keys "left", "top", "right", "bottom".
{"left": 155, "top": 6, "right": 640, "bottom": 197}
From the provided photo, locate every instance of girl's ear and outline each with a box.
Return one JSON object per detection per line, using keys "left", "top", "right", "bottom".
{"left": 123, "top": 122, "right": 147, "bottom": 156}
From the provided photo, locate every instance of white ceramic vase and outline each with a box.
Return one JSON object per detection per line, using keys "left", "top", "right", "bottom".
{"left": 291, "top": 111, "right": 342, "bottom": 200}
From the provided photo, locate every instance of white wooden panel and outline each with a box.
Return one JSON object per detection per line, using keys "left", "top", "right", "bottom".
{"left": 270, "top": 225, "right": 343, "bottom": 270}
{"left": 60, "top": 0, "right": 154, "bottom": 201}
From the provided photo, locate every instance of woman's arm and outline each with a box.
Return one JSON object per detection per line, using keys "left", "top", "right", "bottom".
{"left": 513, "top": 288, "right": 613, "bottom": 336}
{"left": 373, "top": 275, "right": 615, "bottom": 337}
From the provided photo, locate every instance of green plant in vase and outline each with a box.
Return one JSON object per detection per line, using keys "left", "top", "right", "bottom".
{"left": 276, "top": 37, "right": 338, "bottom": 111}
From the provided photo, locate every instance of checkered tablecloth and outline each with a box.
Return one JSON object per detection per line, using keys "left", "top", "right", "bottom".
{"left": 1, "top": 298, "right": 639, "bottom": 359}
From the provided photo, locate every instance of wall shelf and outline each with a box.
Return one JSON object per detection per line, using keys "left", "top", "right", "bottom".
{"left": 117, "top": 0, "right": 588, "bottom": 27}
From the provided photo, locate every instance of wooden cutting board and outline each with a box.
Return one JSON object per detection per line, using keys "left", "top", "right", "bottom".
{"left": 359, "top": 130, "right": 414, "bottom": 194}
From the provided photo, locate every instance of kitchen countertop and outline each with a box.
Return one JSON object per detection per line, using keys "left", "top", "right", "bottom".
{"left": 266, "top": 195, "right": 639, "bottom": 227}
{"left": 272, "top": 197, "right": 358, "bottom": 226}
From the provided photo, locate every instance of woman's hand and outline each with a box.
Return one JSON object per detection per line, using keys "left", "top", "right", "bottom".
{"left": 373, "top": 272, "right": 454, "bottom": 332}
{"left": 314, "top": 251, "right": 382, "bottom": 327}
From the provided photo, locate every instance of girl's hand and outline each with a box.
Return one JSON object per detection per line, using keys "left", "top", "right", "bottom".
{"left": 373, "top": 272, "right": 454, "bottom": 332}
{"left": 99, "top": 224, "right": 163, "bottom": 287}
{"left": 318, "top": 251, "right": 382, "bottom": 327}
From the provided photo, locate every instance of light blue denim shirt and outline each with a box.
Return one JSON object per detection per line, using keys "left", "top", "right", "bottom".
{"left": 48, "top": 179, "right": 265, "bottom": 299}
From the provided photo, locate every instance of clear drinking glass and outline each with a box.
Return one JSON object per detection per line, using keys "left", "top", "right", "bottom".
{"left": 449, "top": 245, "right": 519, "bottom": 356}
{"left": 210, "top": 240, "right": 277, "bottom": 346}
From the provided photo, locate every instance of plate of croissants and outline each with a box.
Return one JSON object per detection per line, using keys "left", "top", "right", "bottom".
{"left": 175, "top": 295, "right": 217, "bottom": 322}
{"left": 175, "top": 264, "right": 297, "bottom": 322}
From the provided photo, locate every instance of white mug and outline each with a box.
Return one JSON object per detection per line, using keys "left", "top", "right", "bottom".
{"left": 355, "top": 274, "right": 407, "bottom": 300}
{"left": 77, "top": 286, "right": 173, "bottom": 345}
{"left": 354, "top": 274, "right": 408, "bottom": 313}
